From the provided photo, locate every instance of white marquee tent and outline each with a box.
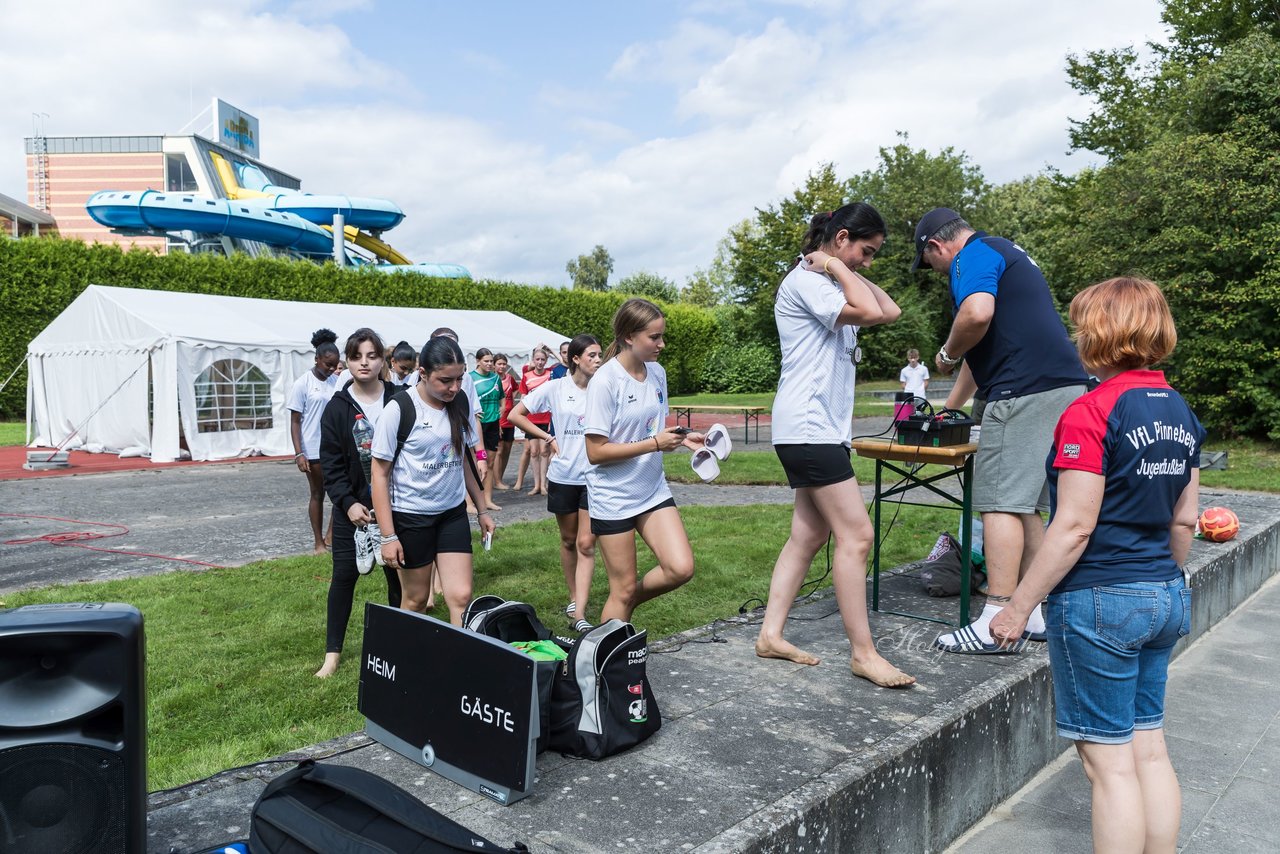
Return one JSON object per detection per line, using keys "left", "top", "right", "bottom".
{"left": 27, "top": 285, "right": 567, "bottom": 463}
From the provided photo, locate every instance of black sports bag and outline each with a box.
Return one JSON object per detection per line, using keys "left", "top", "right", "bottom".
{"left": 248, "top": 759, "right": 528, "bottom": 853}
{"left": 548, "top": 619, "right": 661, "bottom": 759}
{"left": 462, "top": 595, "right": 567, "bottom": 753}
{"left": 462, "top": 595, "right": 552, "bottom": 643}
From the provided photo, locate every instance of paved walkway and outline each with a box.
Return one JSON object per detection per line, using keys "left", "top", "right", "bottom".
{"left": 947, "top": 572, "right": 1280, "bottom": 854}
{"left": 0, "top": 415, "right": 899, "bottom": 594}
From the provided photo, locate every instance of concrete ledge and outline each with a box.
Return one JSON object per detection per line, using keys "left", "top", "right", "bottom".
{"left": 147, "top": 489, "right": 1280, "bottom": 853}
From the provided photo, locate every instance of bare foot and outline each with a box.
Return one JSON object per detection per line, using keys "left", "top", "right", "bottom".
{"left": 850, "top": 655, "right": 915, "bottom": 688}
{"left": 495, "top": 481, "right": 511, "bottom": 491}
{"left": 755, "top": 635, "right": 821, "bottom": 666}
{"left": 314, "top": 652, "right": 341, "bottom": 678}
{"left": 312, "top": 543, "right": 328, "bottom": 555}
{"left": 528, "top": 488, "right": 541, "bottom": 496}
{"left": 513, "top": 481, "right": 524, "bottom": 490}
{"left": 486, "top": 501, "right": 503, "bottom": 511}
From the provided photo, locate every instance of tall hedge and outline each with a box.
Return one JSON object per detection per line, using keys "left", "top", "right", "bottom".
{"left": 0, "top": 238, "right": 716, "bottom": 419}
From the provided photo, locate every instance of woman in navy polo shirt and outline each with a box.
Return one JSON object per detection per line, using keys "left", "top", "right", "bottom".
{"left": 991, "top": 277, "right": 1203, "bottom": 854}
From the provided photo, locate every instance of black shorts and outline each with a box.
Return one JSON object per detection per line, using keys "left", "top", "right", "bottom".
{"left": 500, "top": 425, "right": 515, "bottom": 442}
{"left": 547, "top": 480, "right": 589, "bottom": 516}
{"left": 591, "top": 496, "right": 677, "bottom": 536}
{"left": 775, "top": 444, "right": 854, "bottom": 489}
{"left": 392, "top": 503, "right": 472, "bottom": 568}
{"left": 481, "top": 420, "right": 500, "bottom": 452}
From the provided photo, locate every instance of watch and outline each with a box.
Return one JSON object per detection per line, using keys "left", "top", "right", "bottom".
{"left": 938, "top": 345, "right": 962, "bottom": 366}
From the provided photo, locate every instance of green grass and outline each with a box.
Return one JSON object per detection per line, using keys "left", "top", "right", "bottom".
{"left": 0, "top": 421, "right": 24, "bottom": 446}
{"left": 669, "top": 386, "right": 900, "bottom": 420}
{"left": 0, "top": 502, "right": 957, "bottom": 791}
{"left": 664, "top": 448, "right": 878, "bottom": 485}
{"left": 1199, "top": 437, "right": 1280, "bottom": 493}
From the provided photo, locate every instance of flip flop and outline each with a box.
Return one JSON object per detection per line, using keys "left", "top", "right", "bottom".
{"left": 703, "top": 422, "right": 732, "bottom": 461}
{"left": 690, "top": 447, "right": 721, "bottom": 482}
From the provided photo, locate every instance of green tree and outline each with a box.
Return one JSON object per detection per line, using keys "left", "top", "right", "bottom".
{"left": 615, "top": 270, "right": 678, "bottom": 303}
{"left": 681, "top": 229, "right": 738, "bottom": 308}
{"left": 566, "top": 245, "right": 613, "bottom": 291}
{"left": 1042, "top": 12, "right": 1280, "bottom": 437}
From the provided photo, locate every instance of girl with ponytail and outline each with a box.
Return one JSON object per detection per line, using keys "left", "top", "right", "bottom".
{"left": 756, "top": 202, "right": 915, "bottom": 688}
{"left": 368, "top": 337, "right": 495, "bottom": 625}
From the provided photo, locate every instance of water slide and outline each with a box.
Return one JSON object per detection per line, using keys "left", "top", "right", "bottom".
{"left": 86, "top": 152, "right": 470, "bottom": 277}
{"left": 86, "top": 189, "right": 334, "bottom": 255}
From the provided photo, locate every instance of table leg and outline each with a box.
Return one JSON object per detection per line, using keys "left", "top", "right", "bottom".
{"left": 959, "top": 454, "right": 974, "bottom": 627}
{"left": 871, "top": 459, "right": 883, "bottom": 611}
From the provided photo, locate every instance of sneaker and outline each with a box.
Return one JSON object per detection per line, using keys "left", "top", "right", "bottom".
{"left": 354, "top": 526, "right": 376, "bottom": 575}
{"left": 934, "top": 622, "right": 1028, "bottom": 655}
{"left": 367, "top": 522, "right": 384, "bottom": 566}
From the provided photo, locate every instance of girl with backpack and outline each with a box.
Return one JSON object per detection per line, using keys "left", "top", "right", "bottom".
{"left": 316, "top": 328, "right": 403, "bottom": 678}
{"left": 369, "top": 337, "right": 495, "bottom": 625}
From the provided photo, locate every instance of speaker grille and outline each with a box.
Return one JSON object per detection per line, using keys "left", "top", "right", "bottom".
{"left": 0, "top": 743, "right": 126, "bottom": 854}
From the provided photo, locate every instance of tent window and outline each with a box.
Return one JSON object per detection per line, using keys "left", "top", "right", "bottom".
{"left": 193, "top": 360, "right": 273, "bottom": 433}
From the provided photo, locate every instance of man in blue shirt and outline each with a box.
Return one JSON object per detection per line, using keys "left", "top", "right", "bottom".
{"left": 911, "top": 208, "right": 1088, "bottom": 654}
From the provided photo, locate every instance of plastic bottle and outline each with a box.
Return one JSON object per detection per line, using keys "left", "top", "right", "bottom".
{"left": 352, "top": 413, "right": 374, "bottom": 483}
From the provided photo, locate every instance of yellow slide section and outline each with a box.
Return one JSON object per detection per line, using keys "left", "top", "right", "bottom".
{"left": 321, "top": 225, "right": 413, "bottom": 266}
{"left": 210, "top": 152, "right": 412, "bottom": 265}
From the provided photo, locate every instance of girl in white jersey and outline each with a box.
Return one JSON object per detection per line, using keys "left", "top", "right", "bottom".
{"left": 288, "top": 328, "right": 340, "bottom": 555}
{"left": 508, "top": 334, "right": 603, "bottom": 633}
{"left": 755, "top": 203, "right": 915, "bottom": 688}
{"left": 370, "top": 337, "right": 496, "bottom": 625}
{"left": 585, "top": 299, "right": 704, "bottom": 623}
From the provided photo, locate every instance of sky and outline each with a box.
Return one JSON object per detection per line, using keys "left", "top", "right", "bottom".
{"left": 2, "top": 0, "right": 1168, "bottom": 288}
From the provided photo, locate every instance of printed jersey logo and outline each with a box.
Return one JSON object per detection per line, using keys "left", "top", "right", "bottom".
{"left": 1062, "top": 443, "right": 1081, "bottom": 460}
{"left": 439, "top": 442, "right": 455, "bottom": 461}
{"left": 644, "top": 414, "right": 660, "bottom": 436}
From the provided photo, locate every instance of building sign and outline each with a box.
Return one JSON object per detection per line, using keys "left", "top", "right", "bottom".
{"left": 213, "top": 98, "right": 260, "bottom": 159}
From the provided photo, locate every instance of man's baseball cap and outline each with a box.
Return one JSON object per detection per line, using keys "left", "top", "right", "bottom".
{"left": 910, "top": 207, "right": 962, "bottom": 272}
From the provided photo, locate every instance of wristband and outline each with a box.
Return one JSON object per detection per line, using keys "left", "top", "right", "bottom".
{"left": 381, "top": 534, "right": 399, "bottom": 543}
{"left": 654, "top": 436, "right": 661, "bottom": 452}
{"left": 823, "top": 256, "right": 838, "bottom": 274}
{"left": 938, "top": 346, "right": 962, "bottom": 366}
{"left": 294, "top": 452, "right": 305, "bottom": 459}
{"left": 476, "top": 511, "right": 491, "bottom": 518}
{"left": 474, "top": 449, "right": 488, "bottom": 461}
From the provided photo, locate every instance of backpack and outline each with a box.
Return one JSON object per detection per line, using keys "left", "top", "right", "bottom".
{"left": 248, "top": 759, "right": 528, "bottom": 853}
{"left": 919, "top": 532, "right": 987, "bottom": 597}
{"left": 391, "top": 389, "right": 481, "bottom": 482}
{"left": 548, "top": 619, "right": 662, "bottom": 760}
{"left": 462, "top": 595, "right": 566, "bottom": 753}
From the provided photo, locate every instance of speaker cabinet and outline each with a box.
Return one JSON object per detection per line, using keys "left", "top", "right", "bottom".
{"left": 0, "top": 603, "right": 145, "bottom": 854}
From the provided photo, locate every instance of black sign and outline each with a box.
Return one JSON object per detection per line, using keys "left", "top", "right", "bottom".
{"left": 358, "top": 604, "right": 538, "bottom": 803}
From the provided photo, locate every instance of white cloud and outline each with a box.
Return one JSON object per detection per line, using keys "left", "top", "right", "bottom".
{"left": 0, "top": 0, "right": 1166, "bottom": 290}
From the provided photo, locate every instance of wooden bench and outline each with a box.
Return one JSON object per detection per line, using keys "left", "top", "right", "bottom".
{"left": 670, "top": 405, "right": 766, "bottom": 445}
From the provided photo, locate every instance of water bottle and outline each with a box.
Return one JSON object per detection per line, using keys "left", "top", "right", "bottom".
{"left": 352, "top": 413, "right": 374, "bottom": 483}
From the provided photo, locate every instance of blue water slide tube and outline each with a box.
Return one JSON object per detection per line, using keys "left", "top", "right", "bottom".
{"left": 86, "top": 190, "right": 335, "bottom": 255}
{"left": 233, "top": 162, "right": 404, "bottom": 231}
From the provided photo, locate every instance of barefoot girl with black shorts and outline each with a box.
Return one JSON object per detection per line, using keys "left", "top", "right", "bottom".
{"left": 508, "top": 334, "right": 603, "bottom": 632}
{"left": 369, "top": 337, "right": 496, "bottom": 625}
{"left": 315, "top": 327, "right": 402, "bottom": 678}
{"left": 289, "top": 328, "right": 340, "bottom": 554}
{"left": 754, "top": 203, "right": 915, "bottom": 688}
{"left": 585, "top": 299, "right": 704, "bottom": 624}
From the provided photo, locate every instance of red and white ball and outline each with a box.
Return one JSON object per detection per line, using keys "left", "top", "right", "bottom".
{"left": 1198, "top": 506, "right": 1240, "bottom": 542}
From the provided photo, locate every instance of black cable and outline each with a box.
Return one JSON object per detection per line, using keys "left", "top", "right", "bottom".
{"left": 148, "top": 740, "right": 370, "bottom": 799}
